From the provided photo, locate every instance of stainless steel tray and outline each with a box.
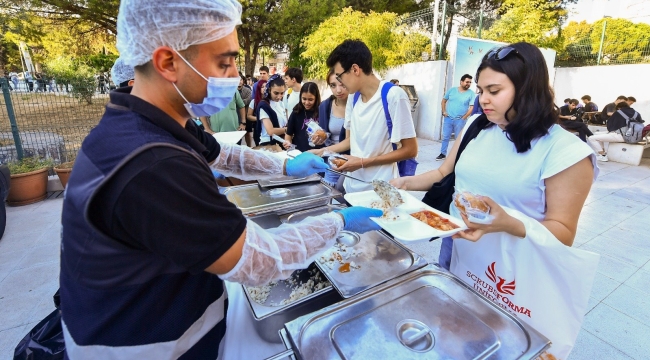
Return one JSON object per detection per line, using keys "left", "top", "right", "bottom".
{"left": 315, "top": 230, "right": 428, "bottom": 298}
{"left": 243, "top": 263, "right": 333, "bottom": 319}
{"left": 244, "top": 211, "right": 344, "bottom": 343}
{"left": 280, "top": 265, "right": 550, "bottom": 360}
{"left": 282, "top": 204, "right": 346, "bottom": 224}
{"left": 258, "top": 174, "right": 322, "bottom": 188}
{"left": 223, "top": 183, "right": 340, "bottom": 216}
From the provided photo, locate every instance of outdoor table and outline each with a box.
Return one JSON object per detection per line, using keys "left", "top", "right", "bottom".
{"left": 220, "top": 281, "right": 285, "bottom": 359}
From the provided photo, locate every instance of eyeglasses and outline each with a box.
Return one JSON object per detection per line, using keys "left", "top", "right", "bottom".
{"left": 335, "top": 68, "right": 350, "bottom": 83}
{"left": 487, "top": 46, "right": 519, "bottom": 61}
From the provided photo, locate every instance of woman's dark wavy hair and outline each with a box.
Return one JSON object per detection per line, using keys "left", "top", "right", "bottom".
{"left": 293, "top": 82, "right": 321, "bottom": 113}
{"left": 475, "top": 42, "right": 558, "bottom": 153}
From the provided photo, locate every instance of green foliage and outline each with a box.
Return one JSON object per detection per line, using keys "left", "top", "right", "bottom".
{"left": 45, "top": 57, "right": 97, "bottom": 104}
{"left": 556, "top": 19, "right": 650, "bottom": 66}
{"left": 346, "top": 0, "right": 429, "bottom": 14}
{"left": 8, "top": 157, "right": 53, "bottom": 175}
{"left": 83, "top": 53, "right": 118, "bottom": 72}
{"left": 481, "top": 0, "right": 565, "bottom": 48}
{"left": 301, "top": 8, "right": 429, "bottom": 78}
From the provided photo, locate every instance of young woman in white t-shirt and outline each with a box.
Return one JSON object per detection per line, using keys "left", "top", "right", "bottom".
{"left": 257, "top": 75, "right": 288, "bottom": 145}
{"left": 391, "top": 42, "right": 597, "bottom": 267}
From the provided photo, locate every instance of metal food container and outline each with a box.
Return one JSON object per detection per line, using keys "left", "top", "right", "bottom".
{"left": 276, "top": 264, "right": 550, "bottom": 359}
{"left": 242, "top": 263, "right": 343, "bottom": 343}
{"left": 223, "top": 182, "right": 340, "bottom": 216}
{"left": 316, "top": 230, "right": 428, "bottom": 298}
{"left": 242, "top": 207, "right": 346, "bottom": 343}
{"left": 257, "top": 174, "right": 322, "bottom": 188}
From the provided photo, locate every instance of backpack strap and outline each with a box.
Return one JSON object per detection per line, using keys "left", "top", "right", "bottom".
{"left": 616, "top": 109, "right": 630, "bottom": 122}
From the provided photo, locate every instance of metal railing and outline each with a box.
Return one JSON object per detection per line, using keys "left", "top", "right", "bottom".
{"left": 0, "top": 77, "right": 108, "bottom": 164}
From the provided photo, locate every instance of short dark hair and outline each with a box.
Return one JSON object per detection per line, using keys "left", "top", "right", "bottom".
{"left": 569, "top": 99, "right": 579, "bottom": 105}
{"left": 476, "top": 42, "right": 558, "bottom": 153}
{"left": 389, "top": 79, "right": 399, "bottom": 84}
{"left": 326, "top": 39, "right": 373, "bottom": 75}
{"left": 581, "top": 95, "right": 591, "bottom": 101}
{"left": 563, "top": 98, "right": 571, "bottom": 103}
{"left": 627, "top": 96, "right": 636, "bottom": 102}
{"left": 616, "top": 101, "right": 630, "bottom": 109}
{"left": 461, "top": 74, "right": 472, "bottom": 82}
{"left": 259, "top": 66, "right": 270, "bottom": 73}
{"left": 285, "top": 68, "right": 303, "bottom": 83}
{"left": 294, "top": 82, "right": 321, "bottom": 113}
{"left": 616, "top": 95, "right": 628, "bottom": 101}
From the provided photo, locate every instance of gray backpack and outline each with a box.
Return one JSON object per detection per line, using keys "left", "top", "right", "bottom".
{"left": 617, "top": 110, "right": 644, "bottom": 143}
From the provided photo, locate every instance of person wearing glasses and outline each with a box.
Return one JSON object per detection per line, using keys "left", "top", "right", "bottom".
{"left": 390, "top": 41, "right": 597, "bottom": 358}
{"left": 316, "top": 39, "right": 418, "bottom": 194}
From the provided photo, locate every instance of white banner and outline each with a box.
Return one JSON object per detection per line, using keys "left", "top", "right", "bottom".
{"left": 19, "top": 42, "right": 35, "bottom": 73}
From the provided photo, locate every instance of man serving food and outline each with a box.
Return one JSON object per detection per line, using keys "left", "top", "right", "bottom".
{"left": 59, "top": 1, "right": 381, "bottom": 358}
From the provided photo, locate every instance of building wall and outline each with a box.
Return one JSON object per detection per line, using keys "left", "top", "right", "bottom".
{"left": 554, "top": 63, "right": 650, "bottom": 118}
{"left": 383, "top": 61, "right": 449, "bottom": 141}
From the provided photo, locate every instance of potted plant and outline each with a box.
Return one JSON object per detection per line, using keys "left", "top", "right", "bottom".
{"left": 6, "top": 157, "right": 53, "bottom": 206}
{"left": 53, "top": 161, "right": 74, "bottom": 188}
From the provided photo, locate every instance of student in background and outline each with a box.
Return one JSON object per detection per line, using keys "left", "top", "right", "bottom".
{"left": 256, "top": 74, "right": 287, "bottom": 146}
{"left": 283, "top": 68, "right": 303, "bottom": 118}
{"left": 285, "top": 82, "right": 322, "bottom": 152}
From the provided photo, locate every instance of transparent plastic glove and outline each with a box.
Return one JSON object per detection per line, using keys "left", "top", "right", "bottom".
{"left": 219, "top": 213, "right": 344, "bottom": 286}
{"left": 285, "top": 152, "right": 329, "bottom": 177}
{"left": 338, "top": 207, "right": 383, "bottom": 233}
{"left": 211, "top": 142, "right": 285, "bottom": 181}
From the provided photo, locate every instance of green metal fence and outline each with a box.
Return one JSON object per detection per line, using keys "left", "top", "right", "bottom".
{"left": 556, "top": 37, "right": 650, "bottom": 67}
{"left": 0, "top": 78, "right": 108, "bottom": 165}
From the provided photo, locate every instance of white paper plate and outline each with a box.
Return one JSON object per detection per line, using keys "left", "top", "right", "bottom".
{"left": 212, "top": 131, "right": 247, "bottom": 144}
{"left": 344, "top": 190, "right": 467, "bottom": 243}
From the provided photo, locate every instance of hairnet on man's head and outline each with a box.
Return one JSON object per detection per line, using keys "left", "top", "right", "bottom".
{"left": 116, "top": 0, "right": 242, "bottom": 67}
{"left": 111, "top": 58, "right": 135, "bottom": 86}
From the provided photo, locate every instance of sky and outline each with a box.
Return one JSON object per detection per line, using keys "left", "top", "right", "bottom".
{"left": 565, "top": 0, "right": 650, "bottom": 24}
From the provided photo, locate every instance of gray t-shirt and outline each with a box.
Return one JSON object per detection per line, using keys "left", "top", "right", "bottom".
{"left": 328, "top": 108, "right": 345, "bottom": 145}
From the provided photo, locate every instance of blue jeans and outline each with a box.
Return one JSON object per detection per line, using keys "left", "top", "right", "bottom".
{"left": 440, "top": 117, "right": 467, "bottom": 155}
{"left": 438, "top": 237, "right": 453, "bottom": 270}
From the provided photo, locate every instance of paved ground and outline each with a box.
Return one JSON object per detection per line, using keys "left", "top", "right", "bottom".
{"left": 1, "top": 138, "right": 649, "bottom": 359}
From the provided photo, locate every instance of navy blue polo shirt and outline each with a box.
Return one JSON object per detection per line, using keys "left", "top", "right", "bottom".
{"left": 60, "top": 88, "right": 246, "bottom": 359}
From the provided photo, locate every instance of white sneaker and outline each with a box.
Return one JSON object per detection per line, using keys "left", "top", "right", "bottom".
{"left": 597, "top": 154, "right": 608, "bottom": 162}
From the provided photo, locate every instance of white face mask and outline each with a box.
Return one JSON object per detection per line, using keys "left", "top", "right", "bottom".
{"left": 171, "top": 50, "right": 240, "bottom": 118}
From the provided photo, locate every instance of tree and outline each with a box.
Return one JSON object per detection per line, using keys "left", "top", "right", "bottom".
{"left": 301, "top": 8, "right": 430, "bottom": 78}
{"left": 590, "top": 18, "right": 650, "bottom": 65}
{"left": 556, "top": 20, "right": 593, "bottom": 66}
{"left": 346, "top": 0, "right": 430, "bottom": 14}
{"left": 1, "top": 0, "right": 119, "bottom": 34}
{"left": 45, "top": 56, "right": 97, "bottom": 104}
{"left": 481, "top": 0, "right": 566, "bottom": 48}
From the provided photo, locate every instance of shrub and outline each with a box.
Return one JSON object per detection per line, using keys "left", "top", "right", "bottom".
{"left": 7, "top": 157, "right": 53, "bottom": 175}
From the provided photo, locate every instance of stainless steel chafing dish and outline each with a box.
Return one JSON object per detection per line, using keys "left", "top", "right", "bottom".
{"left": 272, "top": 264, "right": 550, "bottom": 360}
{"left": 242, "top": 205, "right": 345, "bottom": 343}
{"left": 223, "top": 182, "right": 340, "bottom": 216}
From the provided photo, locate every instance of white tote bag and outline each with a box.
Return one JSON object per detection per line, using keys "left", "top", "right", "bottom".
{"left": 451, "top": 207, "right": 600, "bottom": 359}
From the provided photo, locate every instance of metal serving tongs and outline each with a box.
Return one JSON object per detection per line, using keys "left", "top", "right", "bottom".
{"left": 326, "top": 168, "right": 403, "bottom": 208}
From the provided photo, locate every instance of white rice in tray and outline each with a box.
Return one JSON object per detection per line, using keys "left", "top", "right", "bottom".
{"left": 246, "top": 269, "right": 331, "bottom": 306}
